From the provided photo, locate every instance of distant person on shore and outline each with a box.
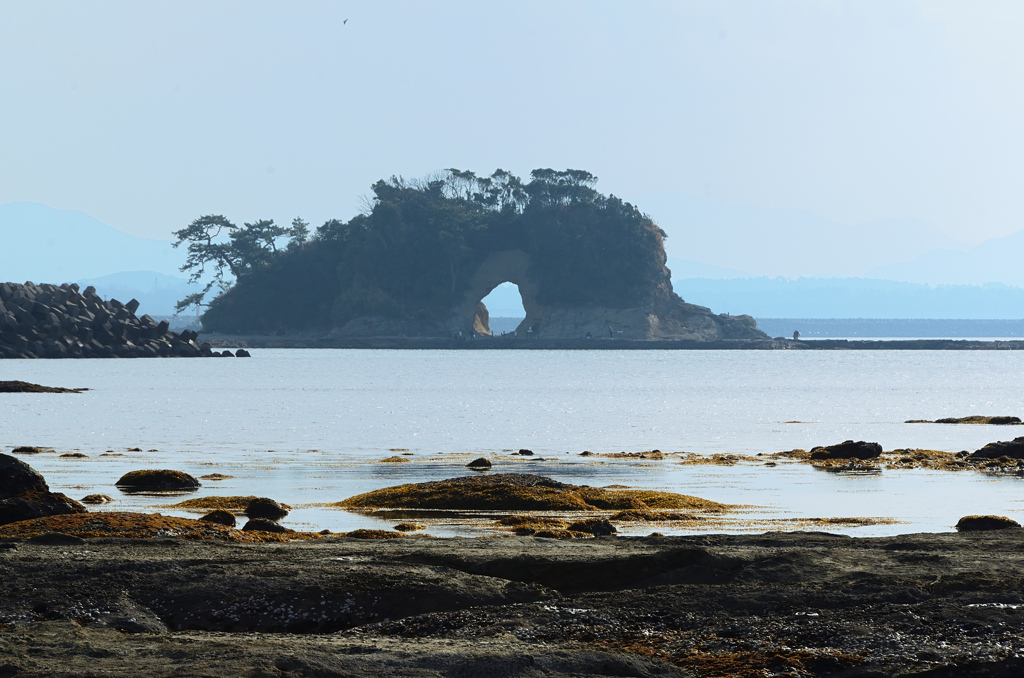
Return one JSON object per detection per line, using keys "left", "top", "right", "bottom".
{"left": 793, "top": 330, "right": 800, "bottom": 341}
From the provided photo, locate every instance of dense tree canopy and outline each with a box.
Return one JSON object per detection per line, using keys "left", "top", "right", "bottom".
{"left": 174, "top": 169, "right": 669, "bottom": 332}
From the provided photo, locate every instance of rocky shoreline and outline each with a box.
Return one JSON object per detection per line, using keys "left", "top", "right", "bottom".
{"left": 2, "top": 530, "right": 1024, "bottom": 677}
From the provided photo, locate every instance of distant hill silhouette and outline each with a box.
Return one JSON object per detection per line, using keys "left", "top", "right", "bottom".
{"left": 0, "top": 202, "right": 184, "bottom": 282}
{"left": 869, "top": 229, "right": 1024, "bottom": 287}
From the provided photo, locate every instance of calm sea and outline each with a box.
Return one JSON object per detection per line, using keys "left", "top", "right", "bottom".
{"left": 3, "top": 349, "right": 1024, "bottom": 536}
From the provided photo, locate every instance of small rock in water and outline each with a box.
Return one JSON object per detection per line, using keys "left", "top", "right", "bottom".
{"left": 466, "top": 458, "right": 492, "bottom": 470}
{"left": 115, "top": 469, "right": 201, "bottom": 492}
{"left": 518, "top": 449, "right": 534, "bottom": 456}
{"left": 80, "top": 494, "right": 114, "bottom": 504}
{"left": 809, "top": 440, "right": 882, "bottom": 461}
{"left": 955, "top": 515, "right": 1022, "bottom": 531}
{"left": 244, "top": 497, "right": 289, "bottom": 520}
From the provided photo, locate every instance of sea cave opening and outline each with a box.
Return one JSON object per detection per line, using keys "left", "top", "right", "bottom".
{"left": 477, "top": 282, "right": 526, "bottom": 336}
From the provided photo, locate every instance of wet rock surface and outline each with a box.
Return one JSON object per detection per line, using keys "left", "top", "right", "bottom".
{"left": 2, "top": 531, "right": 1024, "bottom": 676}
{"left": 809, "top": 440, "right": 883, "bottom": 461}
{"left": 115, "top": 469, "right": 201, "bottom": 492}
{"left": 972, "top": 437, "right": 1024, "bottom": 460}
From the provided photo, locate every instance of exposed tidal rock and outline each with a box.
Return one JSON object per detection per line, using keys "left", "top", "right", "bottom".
{"left": 0, "top": 380, "right": 87, "bottom": 393}
{"left": 0, "top": 281, "right": 217, "bottom": 358}
{"left": 80, "top": 494, "right": 115, "bottom": 505}
{"left": 972, "top": 437, "right": 1024, "bottom": 460}
{"left": 0, "top": 491, "right": 87, "bottom": 526}
{"left": 907, "top": 415, "right": 1023, "bottom": 425}
{"left": 0, "top": 453, "right": 49, "bottom": 498}
{"left": 244, "top": 497, "right": 289, "bottom": 521}
{"left": 200, "top": 509, "right": 237, "bottom": 527}
{"left": 115, "top": 469, "right": 201, "bottom": 492}
{"left": 465, "top": 457, "right": 492, "bottom": 470}
{"left": 956, "top": 515, "right": 1022, "bottom": 531}
{"left": 809, "top": 440, "right": 883, "bottom": 461}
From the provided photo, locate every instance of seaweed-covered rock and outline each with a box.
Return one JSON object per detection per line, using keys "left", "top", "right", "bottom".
{"left": 11, "top": 446, "right": 48, "bottom": 455}
{"left": 80, "top": 494, "right": 114, "bottom": 504}
{"left": 244, "top": 497, "right": 289, "bottom": 521}
{"left": 200, "top": 510, "right": 237, "bottom": 527}
{"left": 334, "top": 473, "right": 726, "bottom": 513}
{"left": 566, "top": 518, "right": 617, "bottom": 536}
{"left": 0, "top": 491, "right": 87, "bottom": 526}
{"left": 466, "top": 458, "right": 492, "bottom": 470}
{"left": 115, "top": 470, "right": 201, "bottom": 492}
{"left": 809, "top": 440, "right": 883, "bottom": 461}
{"left": 0, "top": 453, "right": 48, "bottom": 499}
{"left": 241, "top": 518, "right": 293, "bottom": 533}
{"left": 955, "top": 515, "right": 1022, "bottom": 531}
{"left": 971, "top": 437, "right": 1024, "bottom": 460}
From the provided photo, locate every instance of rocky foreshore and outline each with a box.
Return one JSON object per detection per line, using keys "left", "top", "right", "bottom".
{"left": 2, "top": 530, "right": 1024, "bottom": 677}
{"left": 0, "top": 282, "right": 248, "bottom": 358}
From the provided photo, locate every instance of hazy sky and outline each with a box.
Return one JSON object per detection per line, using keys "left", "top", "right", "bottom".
{"left": 3, "top": 1, "right": 1024, "bottom": 247}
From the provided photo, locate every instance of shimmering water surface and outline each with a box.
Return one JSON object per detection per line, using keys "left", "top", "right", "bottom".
{"left": 3, "top": 349, "right": 1024, "bottom": 536}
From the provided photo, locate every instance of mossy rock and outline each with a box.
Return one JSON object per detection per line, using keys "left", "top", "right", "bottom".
{"left": 11, "top": 446, "right": 49, "bottom": 455}
{"left": 955, "top": 515, "right": 1022, "bottom": 531}
{"left": 60, "top": 453, "right": 88, "bottom": 459}
{"left": 333, "top": 473, "right": 727, "bottom": 512}
{"left": 0, "top": 491, "right": 87, "bottom": 526}
{"left": 378, "top": 456, "right": 411, "bottom": 463}
{"left": 566, "top": 518, "right": 616, "bottom": 536}
{"left": 171, "top": 495, "right": 291, "bottom": 512}
{"left": 115, "top": 470, "right": 200, "bottom": 492}
{"left": 200, "top": 509, "right": 237, "bottom": 527}
{"left": 339, "top": 529, "right": 405, "bottom": 540}
{"left": 0, "top": 512, "right": 320, "bottom": 542}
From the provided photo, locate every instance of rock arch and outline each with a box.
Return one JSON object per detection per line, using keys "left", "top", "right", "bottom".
{"left": 454, "top": 250, "right": 543, "bottom": 336}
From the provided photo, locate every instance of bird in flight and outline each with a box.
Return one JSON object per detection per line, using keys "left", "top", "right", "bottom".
{"left": 343, "top": 19, "right": 348, "bottom": 24}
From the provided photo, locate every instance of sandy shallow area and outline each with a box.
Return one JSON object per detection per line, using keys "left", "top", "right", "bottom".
{"left": 3, "top": 529, "right": 1024, "bottom": 677}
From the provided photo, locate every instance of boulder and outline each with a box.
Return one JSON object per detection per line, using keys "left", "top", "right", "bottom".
{"left": 566, "top": 518, "right": 617, "bottom": 536}
{"left": 241, "top": 518, "right": 294, "bottom": 533}
{"left": 244, "top": 497, "right": 289, "bottom": 521}
{"left": 200, "top": 510, "right": 237, "bottom": 527}
{"left": 518, "top": 449, "right": 534, "bottom": 456}
{"left": 955, "top": 515, "right": 1022, "bottom": 531}
{"left": 466, "top": 457, "right": 492, "bottom": 470}
{"left": 971, "top": 437, "right": 1024, "bottom": 460}
{"left": 0, "top": 453, "right": 48, "bottom": 499}
{"left": 115, "top": 470, "right": 201, "bottom": 492}
{"left": 809, "top": 440, "right": 883, "bottom": 461}
{"left": 0, "top": 491, "right": 87, "bottom": 526}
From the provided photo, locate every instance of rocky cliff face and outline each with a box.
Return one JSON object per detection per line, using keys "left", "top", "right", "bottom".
{"left": 333, "top": 249, "right": 767, "bottom": 342}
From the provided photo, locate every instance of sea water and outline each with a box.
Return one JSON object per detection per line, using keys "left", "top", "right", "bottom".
{"left": 3, "top": 349, "right": 1024, "bottom": 536}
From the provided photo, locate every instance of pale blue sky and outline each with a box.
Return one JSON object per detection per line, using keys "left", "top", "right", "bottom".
{"left": 2, "top": 1, "right": 1024, "bottom": 253}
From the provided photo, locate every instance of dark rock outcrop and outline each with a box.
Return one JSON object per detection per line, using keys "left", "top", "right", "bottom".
{"left": 972, "top": 437, "right": 1024, "bottom": 460}
{"left": 809, "top": 440, "right": 883, "bottom": 461}
{"left": 0, "top": 281, "right": 215, "bottom": 359}
{"left": 115, "top": 470, "right": 201, "bottom": 492}
{"left": 0, "top": 491, "right": 87, "bottom": 526}
{"left": 955, "top": 515, "right": 1022, "bottom": 531}
{"left": 244, "top": 497, "right": 289, "bottom": 521}
{"left": 200, "top": 510, "right": 237, "bottom": 527}
{"left": 0, "top": 453, "right": 49, "bottom": 498}
{"left": 465, "top": 458, "right": 492, "bottom": 470}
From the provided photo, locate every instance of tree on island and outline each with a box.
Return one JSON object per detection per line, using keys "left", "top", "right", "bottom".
{"left": 173, "top": 168, "right": 671, "bottom": 332}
